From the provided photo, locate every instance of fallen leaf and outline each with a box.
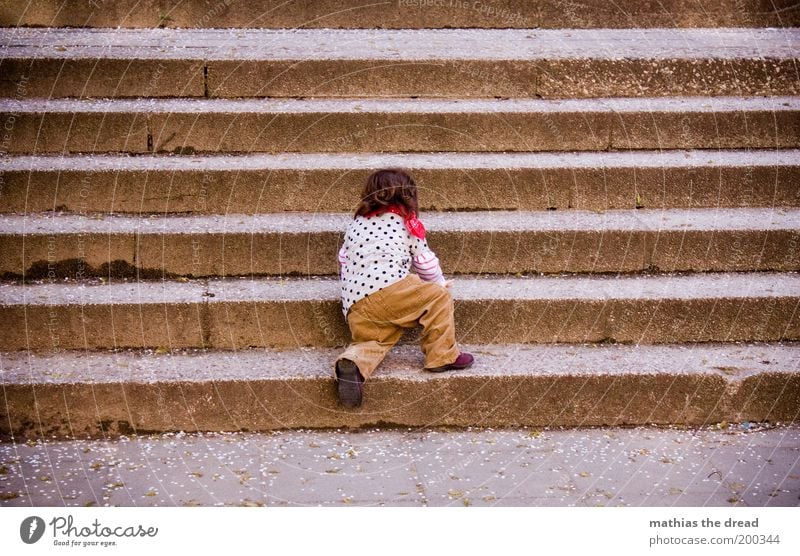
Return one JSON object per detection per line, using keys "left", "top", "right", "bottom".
{"left": 238, "top": 500, "right": 264, "bottom": 507}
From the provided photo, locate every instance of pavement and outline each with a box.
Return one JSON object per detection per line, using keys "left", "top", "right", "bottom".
{"left": 1, "top": 424, "right": 798, "bottom": 507}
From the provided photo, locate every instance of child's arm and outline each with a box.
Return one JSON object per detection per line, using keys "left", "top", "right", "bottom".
{"left": 410, "top": 236, "right": 446, "bottom": 286}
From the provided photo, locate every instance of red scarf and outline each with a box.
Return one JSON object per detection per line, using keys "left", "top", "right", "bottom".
{"left": 363, "top": 204, "right": 426, "bottom": 239}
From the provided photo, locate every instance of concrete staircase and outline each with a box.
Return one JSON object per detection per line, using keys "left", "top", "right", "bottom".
{"left": 0, "top": 0, "right": 798, "bottom": 439}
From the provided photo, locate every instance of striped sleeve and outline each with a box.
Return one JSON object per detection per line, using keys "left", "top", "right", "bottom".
{"left": 412, "top": 249, "right": 445, "bottom": 284}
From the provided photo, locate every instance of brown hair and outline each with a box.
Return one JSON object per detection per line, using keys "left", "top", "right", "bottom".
{"left": 355, "top": 168, "right": 418, "bottom": 217}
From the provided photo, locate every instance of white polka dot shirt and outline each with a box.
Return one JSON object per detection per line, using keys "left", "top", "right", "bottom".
{"left": 338, "top": 212, "right": 445, "bottom": 316}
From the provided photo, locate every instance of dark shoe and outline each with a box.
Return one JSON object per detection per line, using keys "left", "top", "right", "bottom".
{"left": 336, "top": 359, "right": 364, "bottom": 408}
{"left": 425, "top": 352, "right": 474, "bottom": 373}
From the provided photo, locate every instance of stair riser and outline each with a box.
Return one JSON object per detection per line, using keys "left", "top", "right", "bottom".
{"left": 2, "top": 0, "right": 796, "bottom": 29}
{"left": 212, "top": 59, "right": 800, "bottom": 99}
{"left": 4, "top": 58, "right": 798, "bottom": 99}
{"left": 1, "top": 296, "right": 797, "bottom": 351}
{"left": 3, "top": 109, "right": 798, "bottom": 154}
{"left": 3, "top": 164, "right": 800, "bottom": 213}
{"left": 0, "top": 59, "right": 205, "bottom": 99}
{"left": 7, "top": 58, "right": 800, "bottom": 98}
{"left": 2, "top": 372, "right": 797, "bottom": 438}
{"left": 2, "top": 229, "right": 798, "bottom": 278}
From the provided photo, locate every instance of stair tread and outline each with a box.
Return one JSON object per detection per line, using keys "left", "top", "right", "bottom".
{"left": 3, "top": 96, "right": 798, "bottom": 113}
{"left": 2, "top": 207, "right": 799, "bottom": 234}
{"left": 2, "top": 272, "right": 798, "bottom": 306}
{"left": 3, "top": 27, "right": 798, "bottom": 60}
{"left": 2, "top": 342, "right": 798, "bottom": 384}
{"left": 3, "top": 149, "right": 799, "bottom": 171}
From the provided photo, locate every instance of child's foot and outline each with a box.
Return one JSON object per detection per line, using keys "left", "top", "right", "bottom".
{"left": 336, "top": 359, "right": 364, "bottom": 407}
{"left": 425, "top": 352, "right": 474, "bottom": 373}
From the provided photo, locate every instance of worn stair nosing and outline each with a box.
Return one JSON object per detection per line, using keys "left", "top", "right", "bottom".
{"left": 3, "top": 96, "right": 798, "bottom": 113}
{"left": 2, "top": 27, "right": 798, "bottom": 60}
{"left": 2, "top": 272, "right": 799, "bottom": 305}
{"left": 2, "top": 207, "right": 799, "bottom": 234}
{"left": 2, "top": 149, "right": 799, "bottom": 171}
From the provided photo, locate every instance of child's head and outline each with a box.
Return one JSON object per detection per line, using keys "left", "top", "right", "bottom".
{"left": 355, "top": 168, "right": 418, "bottom": 217}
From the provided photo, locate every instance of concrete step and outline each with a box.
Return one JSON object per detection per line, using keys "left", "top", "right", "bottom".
{"left": 2, "top": 97, "right": 798, "bottom": 154}
{"left": 3, "top": 150, "right": 799, "bottom": 213}
{"left": 2, "top": 0, "right": 798, "bottom": 29}
{"left": 1, "top": 272, "right": 798, "bottom": 350}
{"left": 1, "top": 208, "right": 798, "bottom": 278}
{"left": 1, "top": 342, "right": 797, "bottom": 437}
{"left": 2, "top": 28, "right": 798, "bottom": 98}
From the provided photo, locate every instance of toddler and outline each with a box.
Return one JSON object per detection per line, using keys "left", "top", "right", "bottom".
{"left": 334, "top": 168, "right": 474, "bottom": 407}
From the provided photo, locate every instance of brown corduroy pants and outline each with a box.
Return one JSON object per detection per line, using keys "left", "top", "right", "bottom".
{"left": 335, "top": 274, "right": 460, "bottom": 380}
